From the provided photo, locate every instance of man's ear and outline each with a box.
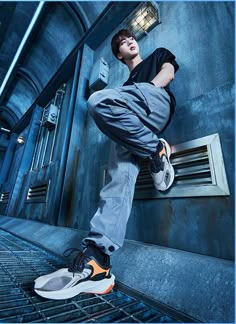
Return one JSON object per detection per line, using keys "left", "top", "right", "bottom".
{"left": 116, "top": 52, "right": 123, "bottom": 60}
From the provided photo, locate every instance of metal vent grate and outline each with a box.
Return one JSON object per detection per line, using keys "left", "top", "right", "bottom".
{"left": 134, "top": 133, "right": 229, "bottom": 199}
{"left": 26, "top": 182, "right": 49, "bottom": 203}
{"left": 0, "top": 229, "right": 198, "bottom": 323}
{"left": 0, "top": 192, "right": 10, "bottom": 203}
{"left": 170, "top": 145, "right": 211, "bottom": 185}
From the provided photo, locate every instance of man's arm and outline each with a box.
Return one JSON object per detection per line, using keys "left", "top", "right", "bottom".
{"left": 151, "top": 62, "right": 175, "bottom": 87}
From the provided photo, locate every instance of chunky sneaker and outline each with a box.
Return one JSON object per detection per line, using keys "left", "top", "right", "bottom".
{"left": 34, "top": 244, "right": 115, "bottom": 300}
{"left": 148, "top": 138, "right": 175, "bottom": 191}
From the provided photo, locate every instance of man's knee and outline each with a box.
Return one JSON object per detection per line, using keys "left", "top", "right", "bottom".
{"left": 87, "top": 89, "right": 110, "bottom": 116}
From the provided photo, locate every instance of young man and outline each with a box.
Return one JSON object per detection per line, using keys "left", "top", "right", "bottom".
{"left": 34, "top": 29, "right": 179, "bottom": 300}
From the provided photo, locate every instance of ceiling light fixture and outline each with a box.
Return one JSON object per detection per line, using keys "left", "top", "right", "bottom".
{"left": 124, "top": 2, "right": 161, "bottom": 40}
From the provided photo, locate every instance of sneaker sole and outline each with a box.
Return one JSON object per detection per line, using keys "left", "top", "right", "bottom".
{"left": 34, "top": 274, "right": 115, "bottom": 300}
{"left": 153, "top": 138, "right": 175, "bottom": 191}
{"left": 157, "top": 163, "right": 175, "bottom": 191}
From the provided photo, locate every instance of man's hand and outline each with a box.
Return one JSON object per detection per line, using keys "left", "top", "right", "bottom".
{"left": 151, "top": 62, "right": 175, "bottom": 87}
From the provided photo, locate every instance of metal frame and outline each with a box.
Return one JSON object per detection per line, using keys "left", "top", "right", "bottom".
{"left": 17, "top": 67, "right": 42, "bottom": 96}
{"left": 101, "top": 134, "right": 230, "bottom": 199}
{"left": 62, "top": 2, "right": 89, "bottom": 33}
{"left": 123, "top": 1, "right": 161, "bottom": 40}
{"left": 134, "top": 133, "right": 230, "bottom": 199}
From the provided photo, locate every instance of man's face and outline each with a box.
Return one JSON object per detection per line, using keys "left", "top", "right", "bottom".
{"left": 117, "top": 36, "right": 139, "bottom": 62}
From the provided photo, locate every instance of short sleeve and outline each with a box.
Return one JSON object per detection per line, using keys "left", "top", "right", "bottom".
{"left": 155, "top": 48, "right": 179, "bottom": 73}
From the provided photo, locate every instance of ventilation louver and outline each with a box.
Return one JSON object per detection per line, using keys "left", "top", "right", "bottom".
{"left": 101, "top": 134, "right": 229, "bottom": 199}
{"left": 26, "top": 182, "right": 49, "bottom": 203}
{"left": 134, "top": 133, "right": 229, "bottom": 199}
{"left": 0, "top": 192, "right": 10, "bottom": 203}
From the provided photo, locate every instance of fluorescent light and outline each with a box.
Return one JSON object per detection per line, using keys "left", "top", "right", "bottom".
{"left": 0, "top": 2, "right": 45, "bottom": 98}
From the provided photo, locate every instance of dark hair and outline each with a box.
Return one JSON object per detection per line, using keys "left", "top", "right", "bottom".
{"left": 111, "top": 29, "right": 136, "bottom": 64}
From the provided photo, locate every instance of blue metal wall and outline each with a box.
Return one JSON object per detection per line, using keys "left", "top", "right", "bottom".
{"left": 0, "top": 2, "right": 234, "bottom": 260}
{"left": 71, "top": 2, "right": 234, "bottom": 260}
{"left": 0, "top": 3, "right": 234, "bottom": 322}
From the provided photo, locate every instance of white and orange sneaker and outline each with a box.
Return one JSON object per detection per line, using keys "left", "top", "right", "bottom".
{"left": 148, "top": 138, "right": 175, "bottom": 191}
{"left": 34, "top": 244, "right": 115, "bottom": 300}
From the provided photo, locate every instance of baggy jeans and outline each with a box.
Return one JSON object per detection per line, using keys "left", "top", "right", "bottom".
{"left": 82, "top": 82, "right": 171, "bottom": 255}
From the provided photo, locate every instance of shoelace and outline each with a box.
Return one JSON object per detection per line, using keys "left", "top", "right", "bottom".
{"left": 63, "top": 248, "right": 90, "bottom": 276}
{"left": 149, "top": 142, "right": 166, "bottom": 173}
{"left": 149, "top": 156, "right": 163, "bottom": 173}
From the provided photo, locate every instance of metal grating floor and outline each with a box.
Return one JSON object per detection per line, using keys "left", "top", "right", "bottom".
{"left": 0, "top": 229, "right": 197, "bottom": 323}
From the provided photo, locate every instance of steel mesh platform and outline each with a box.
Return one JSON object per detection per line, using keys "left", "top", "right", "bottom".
{"left": 0, "top": 229, "right": 198, "bottom": 323}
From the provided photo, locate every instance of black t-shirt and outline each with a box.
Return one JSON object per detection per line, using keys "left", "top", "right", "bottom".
{"left": 123, "top": 48, "right": 179, "bottom": 125}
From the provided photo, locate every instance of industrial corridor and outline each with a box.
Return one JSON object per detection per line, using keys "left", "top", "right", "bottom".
{"left": 0, "top": 2, "right": 234, "bottom": 323}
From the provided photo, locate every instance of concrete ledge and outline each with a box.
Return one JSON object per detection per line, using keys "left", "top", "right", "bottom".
{"left": 0, "top": 215, "right": 234, "bottom": 323}
{"left": 0, "top": 215, "right": 86, "bottom": 254}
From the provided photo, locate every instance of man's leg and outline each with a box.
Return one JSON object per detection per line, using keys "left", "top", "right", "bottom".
{"left": 34, "top": 83, "right": 173, "bottom": 299}
{"left": 82, "top": 83, "right": 173, "bottom": 254}
{"left": 82, "top": 141, "right": 141, "bottom": 255}
{"left": 34, "top": 142, "right": 137, "bottom": 300}
{"left": 86, "top": 86, "right": 162, "bottom": 159}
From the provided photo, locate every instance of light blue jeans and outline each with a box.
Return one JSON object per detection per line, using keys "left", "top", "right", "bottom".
{"left": 82, "top": 83, "right": 171, "bottom": 255}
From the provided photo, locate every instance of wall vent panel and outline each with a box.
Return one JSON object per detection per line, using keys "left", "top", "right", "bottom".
{"left": 0, "top": 192, "right": 10, "bottom": 203}
{"left": 134, "top": 133, "right": 229, "bottom": 199}
{"left": 26, "top": 182, "right": 50, "bottom": 203}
